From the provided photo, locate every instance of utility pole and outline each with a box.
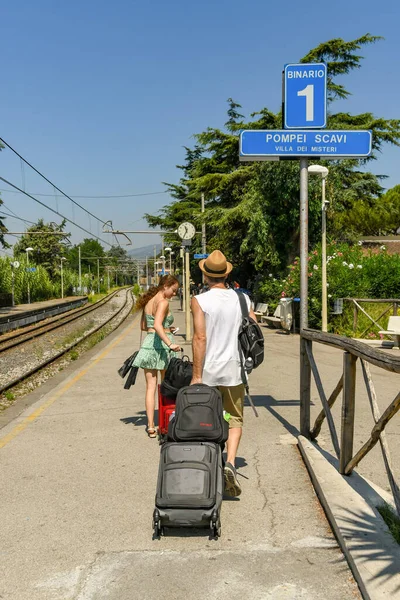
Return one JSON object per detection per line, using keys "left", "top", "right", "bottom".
{"left": 97, "top": 258, "right": 100, "bottom": 294}
{"left": 145, "top": 256, "right": 149, "bottom": 289}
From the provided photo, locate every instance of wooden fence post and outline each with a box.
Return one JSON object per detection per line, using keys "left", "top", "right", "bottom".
{"left": 353, "top": 301, "right": 358, "bottom": 333}
{"left": 300, "top": 337, "right": 311, "bottom": 437}
{"left": 340, "top": 352, "right": 357, "bottom": 474}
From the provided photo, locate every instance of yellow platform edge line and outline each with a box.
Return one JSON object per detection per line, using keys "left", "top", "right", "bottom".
{"left": 0, "top": 316, "right": 138, "bottom": 450}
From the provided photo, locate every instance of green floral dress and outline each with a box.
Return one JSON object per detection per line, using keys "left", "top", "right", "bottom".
{"left": 133, "top": 313, "right": 178, "bottom": 370}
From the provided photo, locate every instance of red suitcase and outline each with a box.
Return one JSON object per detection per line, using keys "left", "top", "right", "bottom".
{"left": 158, "top": 384, "right": 176, "bottom": 441}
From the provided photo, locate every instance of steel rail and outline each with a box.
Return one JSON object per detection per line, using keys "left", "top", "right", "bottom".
{"left": 0, "top": 289, "right": 134, "bottom": 395}
{"left": 0, "top": 290, "right": 124, "bottom": 353}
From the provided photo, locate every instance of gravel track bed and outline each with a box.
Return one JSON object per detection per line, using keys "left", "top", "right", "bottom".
{"left": 0, "top": 290, "right": 134, "bottom": 404}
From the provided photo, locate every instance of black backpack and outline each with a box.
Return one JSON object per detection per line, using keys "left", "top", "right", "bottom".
{"left": 236, "top": 292, "right": 264, "bottom": 373}
{"left": 160, "top": 355, "right": 193, "bottom": 398}
{"left": 168, "top": 384, "right": 228, "bottom": 444}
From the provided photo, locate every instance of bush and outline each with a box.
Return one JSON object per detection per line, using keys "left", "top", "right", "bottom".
{"left": 132, "top": 283, "right": 142, "bottom": 297}
{"left": 256, "top": 242, "right": 400, "bottom": 332}
{"left": 0, "top": 258, "right": 80, "bottom": 303}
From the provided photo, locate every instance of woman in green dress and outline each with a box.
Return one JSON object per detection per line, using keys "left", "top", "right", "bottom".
{"left": 134, "top": 275, "right": 180, "bottom": 437}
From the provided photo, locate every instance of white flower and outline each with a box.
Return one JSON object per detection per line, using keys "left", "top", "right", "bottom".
{"left": 273, "top": 278, "right": 276, "bottom": 281}
{"left": 328, "top": 294, "right": 332, "bottom": 298}
{"left": 326, "top": 283, "right": 329, "bottom": 287}
{"left": 268, "top": 273, "right": 273, "bottom": 277}
{"left": 380, "top": 245, "right": 386, "bottom": 250}
{"left": 342, "top": 261, "right": 348, "bottom": 266}
{"left": 349, "top": 263, "right": 354, "bottom": 269}
{"left": 357, "top": 264, "right": 363, "bottom": 269}
{"left": 358, "top": 241, "right": 363, "bottom": 246}
{"left": 313, "top": 264, "right": 319, "bottom": 270}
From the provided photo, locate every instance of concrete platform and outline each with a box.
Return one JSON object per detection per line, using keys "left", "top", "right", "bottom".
{"left": 0, "top": 296, "right": 88, "bottom": 333}
{"left": 0, "top": 300, "right": 361, "bottom": 599}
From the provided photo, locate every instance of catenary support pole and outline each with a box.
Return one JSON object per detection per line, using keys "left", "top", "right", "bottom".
{"left": 78, "top": 246, "right": 82, "bottom": 294}
{"left": 97, "top": 258, "right": 100, "bottom": 294}
{"left": 61, "top": 259, "right": 64, "bottom": 299}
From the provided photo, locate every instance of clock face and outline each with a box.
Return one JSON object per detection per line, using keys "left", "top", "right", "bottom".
{"left": 177, "top": 222, "right": 196, "bottom": 240}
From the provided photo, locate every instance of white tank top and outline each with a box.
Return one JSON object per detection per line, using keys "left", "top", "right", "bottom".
{"left": 194, "top": 288, "right": 251, "bottom": 386}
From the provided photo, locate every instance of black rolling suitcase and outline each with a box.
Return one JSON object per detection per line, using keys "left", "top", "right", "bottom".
{"left": 153, "top": 441, "right": 223, "bottom": 539}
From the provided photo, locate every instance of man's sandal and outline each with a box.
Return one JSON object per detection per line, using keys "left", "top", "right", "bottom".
{"left": 147, "top": 427, "right": 157, "bottom": 438}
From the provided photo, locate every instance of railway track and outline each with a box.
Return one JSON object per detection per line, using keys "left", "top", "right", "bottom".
{"left": 0, "top": 289, "right": 123, "bottom": 353}
{"left": 0, "top": 288, "right": 134, "bottom": 396}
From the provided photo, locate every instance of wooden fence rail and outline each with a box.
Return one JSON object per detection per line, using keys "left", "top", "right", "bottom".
{"left": 300, "top": 328, "right": 400, "bottom": 517}
{"left": 342, "top": 298, "right": 400, "bottom": 336}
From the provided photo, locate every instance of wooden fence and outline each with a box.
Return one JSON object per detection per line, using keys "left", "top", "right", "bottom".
{"left": 343, "top": 298, "right": 400, "bottom": 336}
{"left": 300, "top": 330, "right": 400, "bottom": 517}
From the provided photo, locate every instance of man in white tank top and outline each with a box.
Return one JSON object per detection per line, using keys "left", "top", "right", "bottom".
{"left": 191, "top": 250, "right": 257, "bottom": 497}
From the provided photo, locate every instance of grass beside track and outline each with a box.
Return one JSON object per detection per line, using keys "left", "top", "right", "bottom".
{"left": 378, "top": 503, "right": 400, "bottom": 544}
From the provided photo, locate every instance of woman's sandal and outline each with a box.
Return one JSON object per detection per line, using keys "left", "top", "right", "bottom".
{"left": 147, "top": 427, "right": 157, "bottom": 438}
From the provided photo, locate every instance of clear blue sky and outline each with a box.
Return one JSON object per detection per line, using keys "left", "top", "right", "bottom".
{"left": 1, "top": 0, "right": 399, "bottom": 254}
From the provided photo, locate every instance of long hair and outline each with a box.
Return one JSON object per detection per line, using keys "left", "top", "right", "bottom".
{"left": 135, "top": 274, "right": 179, "bottom": 309}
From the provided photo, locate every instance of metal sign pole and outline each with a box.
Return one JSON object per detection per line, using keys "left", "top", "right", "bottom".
{"left": 299, "top": 158, "right": 309, "bottom": 330}
{"left": 321, "top": 178, "right": 328, "bottom": 332}
{"left": 299, "top": 157, "right": 311, "bottom": 436}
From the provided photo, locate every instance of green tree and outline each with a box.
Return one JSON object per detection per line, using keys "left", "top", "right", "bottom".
{"left": 106, "top": 245, "right": 128, "bottom": 262}
{"left": 13, "top": 219, "right": 69, "bottom": 277}
{"left": 145, "top": 34, "right": 400, "bottom": 282}
{"left": 67, "top": 238, "right": 105, "bottom": 274}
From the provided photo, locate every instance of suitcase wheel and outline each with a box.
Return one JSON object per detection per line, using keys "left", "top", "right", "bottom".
{"left": 152, "top": 509, "right": 164, "bottom": 539}
{"left": 210, "top": 510, "right": 221, "bottom": 539}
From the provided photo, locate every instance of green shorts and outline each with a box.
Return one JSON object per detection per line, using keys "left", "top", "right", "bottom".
{"left": 217, "top": 384, "right": 245, "bottom": 428}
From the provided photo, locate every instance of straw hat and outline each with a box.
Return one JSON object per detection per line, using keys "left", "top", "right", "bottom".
{"left": 199, "top": 250, "right": 233, "bottom": 278}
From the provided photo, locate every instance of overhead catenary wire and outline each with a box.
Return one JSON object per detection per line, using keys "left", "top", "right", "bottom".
{"left": 0, "top": 137, "right": 109, "bottom": 227}
{"left": 0, "top": 177, "right": 114, "bottom": 248}
{"left": 0, "top": 209, "right": 36, "bottom": 226}
{"left": 0, "top": 189, "right": 168, "bottom": 198}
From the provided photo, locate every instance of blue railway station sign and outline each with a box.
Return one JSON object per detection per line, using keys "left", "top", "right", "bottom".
{"left": 284, "top": 63, "right": 327, "bottom": 129}
{"left": 194, "top": 253, "right": 209, "bottom": 259}
{"left": 239, "top": 129, "right": 372, "bottom": 160}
